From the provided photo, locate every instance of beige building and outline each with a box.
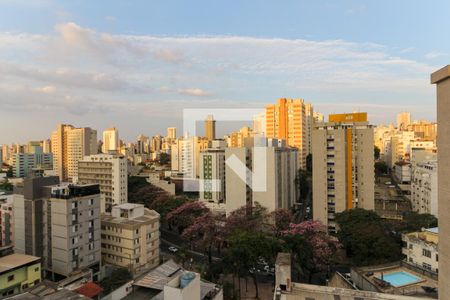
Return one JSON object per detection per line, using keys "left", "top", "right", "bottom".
{"left": 266, "top": 98, "right": 308, "bottom": 168}
{"left": 225, "top": 138, "right": 298, "bottom": 215}
{"left": 101, "top": 203, "right": 160, "bottom": 276}
{"left": 396, "top": 112, "right": 411, "bottom": 131}
{"left": 431, "top": 65, "right": 450, "bottom": 299}
{"left": 102, "top": 127, "right": 119, "bottom": 154}
{"left": 51, "top": 124, "right": 97, "bottom": 182}
{"left": 78, "top": 154, "right": 128, "bottom": 212}
{"left": 43, "top": 183, "right": 102, "bottom": 280}
{"left": 312, "top": 113, "right": 374, "bottom": 233}
{"left": 167, "top": 127, "right": 177, "bottom": 140}
{"left": 411, "top": 160, "right": 437, "bottom": 216}
{"left": 402, "top": 227, "right": 438, "bottom": 274}
{"left": 406, "top": 121, "right": 437, "bottom": 141}
{"left": 0, "top": 195, "right": 13, "bottom": 249}
{"left": 227, "top": 126, "right": 252, "bottom": 148}
{"left": 205, "top": 115, "right": 216, "bottom": 141}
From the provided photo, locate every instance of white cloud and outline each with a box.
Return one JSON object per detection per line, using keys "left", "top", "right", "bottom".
{"left": 424, "top": 51, "right": 447, "bottom": 59}
{"left": 178, "top": 88, "right": 211, "bottom": 97}
{"left": 34, "top": 85, "right": 56, "bottom": 94}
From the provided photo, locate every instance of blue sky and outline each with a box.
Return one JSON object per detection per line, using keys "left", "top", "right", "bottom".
{"left": 0, "top": 0, "right": 448, "bottom": 143}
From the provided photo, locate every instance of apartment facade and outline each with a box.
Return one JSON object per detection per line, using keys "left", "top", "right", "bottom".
{"left": 78, "top": 154, "right": 128, "bottom": 212}
{"left": 411, "top": 161, "right": 437, "bottom": 216}
{"left": 101, "top": 203, "right": 160, "bottom": 276}
{"left": 43, "top": 184, "right": 102, "bottom": 280}
{"left": 0, "top": 195, "right": 13, "bottom": 249}
{"left": 11, "top": 153, "right": 53, "bottom": 178}
{"left": 51, "top": 124, "right": 97, "bottom": 182}
{"left": 205, "top": 115, "right": 216, "bottom": 141}
{"left": 431, "top": 65, "right": 450, "bottom": 298}
{"left": 225, "top": 138, "right": 298, "bottom": 215}
{"left": 312, "top": 113, "right": 375, "bottom": 233}
{"left": 170, "top": 135, "right": 209, "bottom": 178}
{"left": 102, "top": 127, "right": 119, "bottom": 154}
{"left": 266, "top": 98, "right": 307, "bottom": 168}
{"left": 199, "top": 146, "right": 226, "bottom": 204}
{"left": 402, "top": 227, "right": 438, "bottom": 273}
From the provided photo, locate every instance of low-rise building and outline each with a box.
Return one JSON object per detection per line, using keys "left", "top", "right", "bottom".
{"left": 0, "top": 254, "right": 41, "bottom": 298}
{"left": 394, "top": 161, "right": 411, "bottom": 184}
{"left": 411, "top": 161, "right": 438, "bottom": 216}
{"left": 101, "top": 203, "right": 160, "bottom": 276}
{"left": 402, "top": 227, "right": 439, "bottom": 274}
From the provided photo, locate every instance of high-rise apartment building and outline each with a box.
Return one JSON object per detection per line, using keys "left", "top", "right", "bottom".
{"left": 43, "top": 183, "right": 101, "bottom": 279}
{"left": 205, "top": 115, "right": 216, "bottom": 141}
{"left": 13, "top": 176, "right": 60, "bottom": 258}
{"left": 167, "top": 127, "right": 177, "bottom": 140}
{"left": 102, "top": 127, "right": 119, "bottom": 154}
{"left": 253, "top": 111, "right": 266, "bottom": 137}
{"left": 78, "top": 154, "right": 128, "bottom": 212}
{"left": 397, "top": 112, "right": 411, "bottom": 131}
{"left": 199, "top": 141, "right": 226, "bottom": 204}
{"left": 151, "top": 135, "right": 163, "bottom": 152}
{"left": 101, "top": 203, "right": 160, "bottom": 276}
{"left": 225, "top": 138, "right": 298, "bottom": 215}
{"left": 312, "top": 113, "right": 374, "bottom": 233}
{"left": 266, "top": 98, "right": 307, "bottom": 169}
{"left": 431, "top": 65, "right": 450, "bottom": 298}
{"left": 227, "top": 126, "right": 252, "bottom": 148}
{"left": 406, "top": 121, "right": 437, "bottom": 141}
{"left": 11, "top": 153, "right": 53, "bottom": 178}
{"left": 51, "top": 124, "right": 97, "bottom": 182}
{"left": 170, "top": 135, "right": 209, "bottom": 178}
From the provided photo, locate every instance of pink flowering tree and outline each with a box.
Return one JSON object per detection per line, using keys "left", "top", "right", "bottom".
{"left": 166, "top": 201, "right": 210, "bottom": 233}
{"left": 282, "top": 220, "right": 340, "bottom": 283}
{"left": 269, "top": 208, "right": 294, "bottom": 235}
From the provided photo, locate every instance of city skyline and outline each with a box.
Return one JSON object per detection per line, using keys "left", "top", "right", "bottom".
{"left": 0, "top": 0, "right": 448, "bottom": 143}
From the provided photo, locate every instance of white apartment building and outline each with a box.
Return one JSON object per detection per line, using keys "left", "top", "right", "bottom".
{"left": 101, "top": 203, "right": 160, "bottom": 276}
{"left": 78, "top": 154, "right": 128, "bottom": 212}
{"left": 411, "top": 161, "right": 438, "bottom": 216}
{"left": 402, "top": 227, "right": 438, "bottom": 274}
{"left": 394, "top": 161, "right": 411, "bottom": 184}
{"left": 225, "top": 138, "right": 298, "bottom": 216}
{"left": 102, "top": 127, "right": 119, "bottom": 154}
{"left": 386, "top": 131, "right": 415, "bottom": 168}
{"left": 312, "top": 113, "right": 375, "bottom": 233}
{"left": 11, "top": 153, "right": 53, "bottom": 178}
{"left": 0, "top": 194, "right": 13, "bottom": 249}
{"left": 170, "top": 135, "right": 209, "bottom": 179}
{"left": 51, "top": 124, "right": 97, "bottom": 182}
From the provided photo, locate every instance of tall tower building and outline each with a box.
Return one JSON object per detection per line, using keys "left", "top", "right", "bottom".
{"left": 266, "top": 98, "right": 307, "bottom": 169}
{"left": 51, "top": 124, "right": 97, "bottom": 182}
{"left": 102, "top": 127, "right": 119, "bottom": 154}
{"left": 78, "top": 154, "right": 128, "bottom": 212}
{"left": 151, "top": 135, "right": 162, "bottom": 152}
{"left": 431, "top": 65, "right": 450, "bottom": 298}
{"left": 205, "top": 115, "right": 216, "bottom": 141}
{"left": 199, "top": 141, "right": 227, "bottom": 204}
{"left": 167, "top": 127, "right": 177, "bottom": 140}
{"left": 397, "top": 112, "right": 411, "bottom": 131}
{"left": 312, "top": 113, "right": 374, "bottom": 233}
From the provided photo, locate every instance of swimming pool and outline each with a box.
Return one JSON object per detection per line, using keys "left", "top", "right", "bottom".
{"left": 378, "top": 271, "right": 422, "bottom": 287}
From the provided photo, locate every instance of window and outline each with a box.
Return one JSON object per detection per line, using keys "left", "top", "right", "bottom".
{"left": 436, "top": 254, "right": 439, "bottom": 262}
{"left": 422, "top": 249, "right": 432, "bottom": 258}
{"left": 34, "top": 267, "right": 39, "bottom": 272}
{"left": 7, "top": 275, "right": 14, "bottom": 282}
{"left": 71, "top": 202, "right": 78, "bottom": 209}
{"left": 72, "top": 214, "right": 76, "bottom": 221}
{"left": 423, "top": 263, "right": 432, "bottom": 270}
{"left": 89, "top": 199, "right": 94, "bottom": 205}
{"left": 89, "top": 210, "right": 94, "bottom": 217}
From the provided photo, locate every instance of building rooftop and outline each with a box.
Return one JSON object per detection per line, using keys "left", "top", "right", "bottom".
{"left": 102, "top": 207, "right": 159, "bottom": 227}
{"left": 0, "top": 253, "right": 40, "bottom": 274}
{"left": 74, "top": 282, "right": 103, "bottom": 298}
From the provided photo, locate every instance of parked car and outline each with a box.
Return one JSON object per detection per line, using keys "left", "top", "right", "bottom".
{"left": 168, "top": 246, "right": 179, "bottom": 253}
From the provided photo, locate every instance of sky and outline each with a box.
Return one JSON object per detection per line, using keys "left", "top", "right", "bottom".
{"left": 0, "top": 0, "right": 449, "bottom": 144}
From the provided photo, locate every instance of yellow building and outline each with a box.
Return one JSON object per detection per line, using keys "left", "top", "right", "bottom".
{"left": 0, "top": 254, "right": 41, "bottom": 298}
{"left": 266, "top": 98, "right": 307, "bottom": 168}
{"left": 227, "top": 126, "right": 252, "bottom": 148}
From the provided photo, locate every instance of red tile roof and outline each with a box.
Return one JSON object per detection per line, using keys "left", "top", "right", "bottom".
{"left": 75, "top": 282, "right": 103, "bottom": 298}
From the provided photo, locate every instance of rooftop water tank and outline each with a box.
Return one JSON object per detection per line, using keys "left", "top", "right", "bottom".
{"left": 180, "top": 272, "right": 195, "bottom": 288}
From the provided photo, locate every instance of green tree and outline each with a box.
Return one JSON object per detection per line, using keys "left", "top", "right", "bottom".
{"left": 401, "top": 212, "right": 437, "bottom": 232}
{"left": 335, "top": 208, "right": 402, "bottom": 266}
{"left": 100, "top": 268, "right": 132, "bottom": 294}
{"left": 150, "top": 196, "right": 188, "bottom": 220}
{"left": 159, "top": 153, "right": 170, "bottom": 165}
{"left": 374, "top": 146, "right": 381, "bottom": 160}
{"left": 375, "top": 161, "right": 389, "bottom": 176}
{"left": 6, "top": 167, "right": 13, "bottom": 178}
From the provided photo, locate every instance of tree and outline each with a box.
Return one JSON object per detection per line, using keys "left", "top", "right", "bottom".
{"left": 374, "top": 146, "right": 381, "bottom": 160}
{"left": 375, "top": 161, "right": 389, "bottom": 176}
{"left": 306, "top": 154, "right": 313, "bottom": 173}
{"left": 166, "top": 201, "right": 210, "bottom": 233}
{"left": 335, "top": 209, "right": 402, "bottom": 266}
{"left": 401, "top": 212, "right": 437, "bottom": 232}
{"left": 100, "top": 268, "right": 132, "bottom": 294}
{"left": 181, "top": 212, "right": 224, "bottom": 265}
{"left": 224, "top": 230, "right": 282, "bottom": 299}
{"left": 6, "top": 167, "right": 13, "bottom": 178}
{"left": 223, "top": 203, "right": 267, "bottom": 238}
{"left": 159, "top": 153, "right": 170, "bottom": 165}
{"left": 296, "top": 169, "right": 310, "bottom": 202}
{"left": 269, "top": 208, "right": 294, "bottom": 235}
{"left": 282, "top": 220, "right": 339, "bottom": 283}
{"left": 150, "top": 196, "right": 188, "bottom": 220}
